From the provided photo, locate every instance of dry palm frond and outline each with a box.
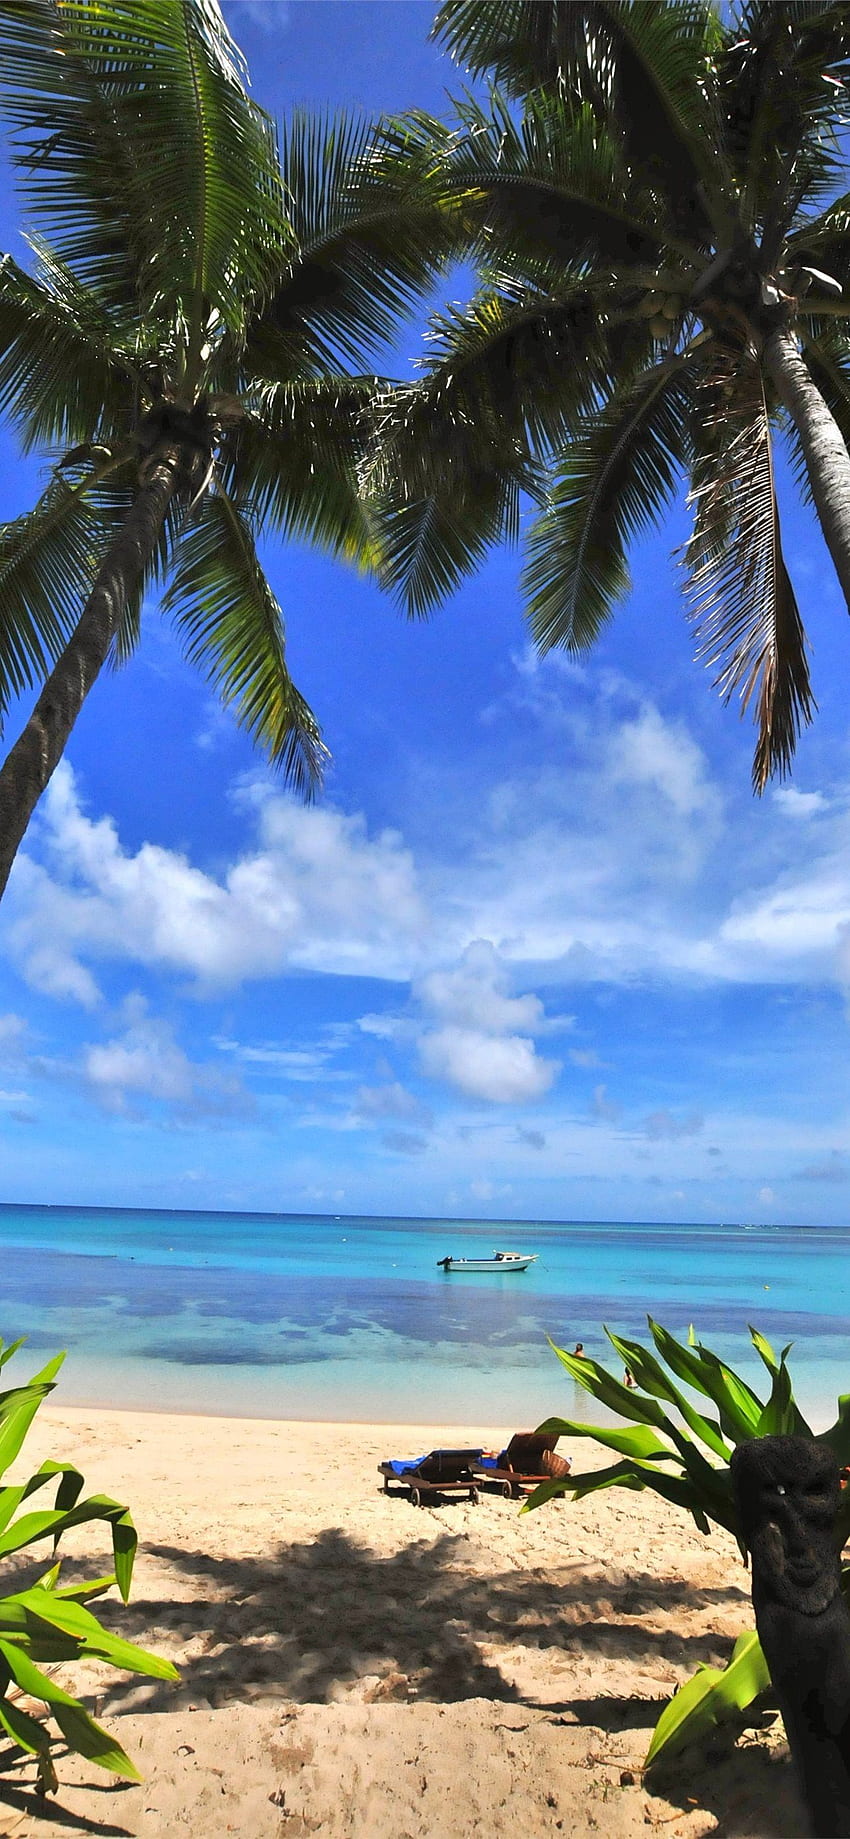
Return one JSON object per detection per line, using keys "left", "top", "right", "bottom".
{"left": 685, "top": 360, "right": 815, "bottom": 790}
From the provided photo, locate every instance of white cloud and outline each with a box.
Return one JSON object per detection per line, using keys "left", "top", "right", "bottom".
{"left": 772, "top": 788, "right": 828, "bottom": 818}
{"left": 569, "top": 1047, "right": 605, "bottom": 1069}
{"left": 5, "top": 763, "right": 428, "bottom": 998}
{"left": 420, "top": 1026, "right": 558, "bottom": 1104}
{"left": 609, "top": 704, "right": 715, "bottom": 816}
{"left": 418, "top": 940, "right": 544, "bottom": 1035}
{"left": 82, "top": 1001, "right": 247, "bottom": 1117}
{"left": 416, "top": 941, "right": 560, "bottom": 1104}
{"left": 8, "top": 684, "right": 850, "bottom": 1033}
{"left": 214, "top": 1037, "right": 345, "bottom": 1083}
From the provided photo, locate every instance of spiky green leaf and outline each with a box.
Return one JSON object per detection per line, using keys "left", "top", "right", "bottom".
{"left": 162, "top": 488, "right": 327, "bottom": 794}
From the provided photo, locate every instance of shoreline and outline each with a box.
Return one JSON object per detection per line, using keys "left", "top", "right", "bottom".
{"left": 0, "top": 1405, "right": 806, "bottom": 1836}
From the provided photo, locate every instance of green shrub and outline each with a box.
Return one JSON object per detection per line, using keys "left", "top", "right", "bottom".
{"left": 527, "top": 1318, "right": 850, "bottom": 1764}
{"left": 0, "top": 1338, "right": 178, "bottom": 1791}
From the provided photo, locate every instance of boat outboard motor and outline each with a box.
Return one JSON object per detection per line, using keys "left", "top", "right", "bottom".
{"left": 437, "top": 1256, "right": 453, "bottom": 1269}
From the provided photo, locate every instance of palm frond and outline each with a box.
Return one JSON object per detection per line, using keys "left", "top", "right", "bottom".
{"left": 221, "top": 376, "right": 382, "bottom": 570}
{"left": 524, "top": 357, "right": 693, "bottom": 652}
{"left": 0, "top": 0, "right": 288, "bottom": 337}
{"left": 161, "top": 488, "right": 327, "bottom": 795}
{"left": 686, "top": 365, "right": 815, "bottom": 789}
{"left": 387, "top": 275, "right": 619, "bottom": 464}
{"left": 370, "top": 471, "right": 527, "bottom": 622}
{"left": 440, "top": 89, "right": 681, "bottom": 277}
{"left": 0, "top": 248, "right": 144, "bottom": 452}
{"left": 722, "top": 2, "right": 850, "bottom": 233}
{"left": 434, "top": 0, "right": 722, "bottom": 227}
{"left": 787, "top": 195, "right": 850, "bottom": 300}
{"left": 364, "top": 283, "right": 598, "bottom": 616}
{"left": 245, "top": 109, "right": 466, "bottom": 377}
{"left": 0, "top": 468, "right": 115, "bottom": 721}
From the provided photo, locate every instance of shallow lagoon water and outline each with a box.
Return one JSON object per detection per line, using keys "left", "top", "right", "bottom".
{"left": 4, "top": 1205, "right": 849, "bottom": 1426}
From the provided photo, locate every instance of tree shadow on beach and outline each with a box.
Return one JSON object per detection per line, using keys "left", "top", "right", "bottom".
{"left": 89, "top": 1523, "right": 747, "bottom": 1715}
{"left": 0, "top": 1521, "right": 810, "bottom": 1839}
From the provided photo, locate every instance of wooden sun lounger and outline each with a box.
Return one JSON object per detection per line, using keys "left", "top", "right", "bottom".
{"left": 473, "top": 1432, "right": 570, "bottom": 1499}
{"left": 378, "top": 1447, "right": 482, "bottom": 1507}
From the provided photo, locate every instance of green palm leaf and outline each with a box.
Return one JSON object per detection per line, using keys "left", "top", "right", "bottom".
{"left": 245, "top": 109, "right": 465, "bottom": 377}
{"left": 162, "top": 488, "right": 327, "bottom": 794}
{"left": 224, "top": 376, "right": 382, "bottom": 569}
{"left": 434, "top": 0, "right": 722, "bottom": 223}
{"left": 524, "top": 358, "right": 693, "bottom": 651}
{"left": 724, "top": 3, "right": 850, "bottom": 227}
{"left": 0, "top": 0, "right": 288, "bottom": 338}
{"left": 438, "top": 89, "right": 679, "bottom": 279}
{"left": 686, "top": 367, "right": 815, "bottom": 790}
{"left": 0, "top": 248, "right": 144, "bottom": 453}
{"left": 365, "top": 274, "right": 627, "bottom": 616}
{"left": 0, "top": 469, "right": 120, "bottom": 720}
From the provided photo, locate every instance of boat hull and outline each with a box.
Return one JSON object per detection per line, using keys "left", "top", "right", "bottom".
{"left": 437, "top": 1256, "right": 537, "bottom": 1273}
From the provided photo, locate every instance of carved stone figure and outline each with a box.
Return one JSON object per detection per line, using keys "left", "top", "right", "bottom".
{"left": 730, "top": 1434, "right": 850, "bottom": 1838}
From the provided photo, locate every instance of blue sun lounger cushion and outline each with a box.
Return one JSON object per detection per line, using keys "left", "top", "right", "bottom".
{"left": 387, "top": 1455, "right": 429, "bottom": 1477}
{"left": 383, "top": 1448, "right": 483, "bottom": 1478}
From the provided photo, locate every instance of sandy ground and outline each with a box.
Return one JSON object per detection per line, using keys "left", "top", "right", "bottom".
{"left": 0, "top": 1407, "right": 808, "bottom": 1839}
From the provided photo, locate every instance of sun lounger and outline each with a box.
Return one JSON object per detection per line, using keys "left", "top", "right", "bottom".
{"left": 474, "top": 1432, "right": 571, "bottom": 1499}
{"left": 378, "top": 1447, "right": 483, "bottom": 1507}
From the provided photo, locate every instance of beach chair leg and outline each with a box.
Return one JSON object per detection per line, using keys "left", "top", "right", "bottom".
{"left": 470, "top": 1486, "right": 479, "bottom": 1505}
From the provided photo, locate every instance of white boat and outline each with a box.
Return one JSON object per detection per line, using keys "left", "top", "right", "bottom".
{"left": 437, "top": 1251, "right": 538, "bottom": 1273}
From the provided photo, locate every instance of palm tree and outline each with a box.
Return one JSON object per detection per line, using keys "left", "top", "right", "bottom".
{"left": 0, "top": 0, "right": 460, "bottom": 900}
{"left": 370, "top": 1, "right": 850, "bottom": 788}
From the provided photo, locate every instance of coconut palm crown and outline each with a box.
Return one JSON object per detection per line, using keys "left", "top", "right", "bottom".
{"left": 0, "top": 0, "right": 462, "bottom": 900}
{"left": 370, "top": 1, "right": 850, "bottom": 789}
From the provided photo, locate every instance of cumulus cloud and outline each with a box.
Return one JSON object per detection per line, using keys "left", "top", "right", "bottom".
{"left": 8, "top": 684, "right": 850, "bottom": 1042}
{"left": 82, "top": 1000, "right": 248, "bottom": 1118}
{"left": 5, "top": 763, "right": 427, "bottom": 999}
{"left": 419, "top": 946, "right": 545, "bottom": 1036}
{"left": 420, "top": 1026, "right": 558, "bottom": 1104}
{"left": 416, "top": 941, "right": 560, "bottom": 1104}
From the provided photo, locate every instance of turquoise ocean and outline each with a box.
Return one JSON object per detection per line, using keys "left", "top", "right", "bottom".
{"left": 2, "top": 1205, "right": 850, "bottom": 1428}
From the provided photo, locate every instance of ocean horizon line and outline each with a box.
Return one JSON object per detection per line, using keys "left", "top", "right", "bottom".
{"left": 0, "top": 1200, "right": 843, "bottom": 1232}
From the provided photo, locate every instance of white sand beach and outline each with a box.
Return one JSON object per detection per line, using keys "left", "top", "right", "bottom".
{"left": 0, "top": 1407, "right": 806, "bottom": 1838}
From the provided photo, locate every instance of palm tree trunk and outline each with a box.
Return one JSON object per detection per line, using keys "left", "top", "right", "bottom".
{"left": 0, "top": 445, "right": 184, "bottom": 903}
{"left": 764, "top": 325, "right": 850, "bottom": 612}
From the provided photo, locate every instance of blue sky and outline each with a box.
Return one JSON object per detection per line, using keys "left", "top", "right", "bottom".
{"left": 0, "top": 0, "right": 849, "bottom": 1224}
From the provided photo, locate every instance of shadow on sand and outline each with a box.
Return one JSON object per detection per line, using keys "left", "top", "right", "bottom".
{"left": 0, "top": 1517, "right": 810, "bottom": 1836}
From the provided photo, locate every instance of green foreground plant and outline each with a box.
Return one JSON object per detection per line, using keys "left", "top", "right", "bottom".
{"left": 527, "top": 1319, "right": 850, "bottom": 1766}
{"left": 0, "top": 1338, "right": 177, "bottom": 1791}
